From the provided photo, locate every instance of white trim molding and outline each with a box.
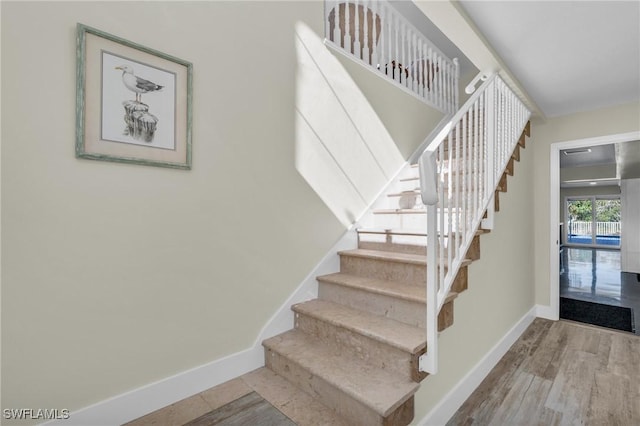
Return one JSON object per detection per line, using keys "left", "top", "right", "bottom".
{"left": 417, "top": 306, "right": 537, "bottom": 426}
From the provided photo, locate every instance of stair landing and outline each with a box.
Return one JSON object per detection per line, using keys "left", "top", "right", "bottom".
{"left": 125, "top": 367, "right": 352, "bottom": 426}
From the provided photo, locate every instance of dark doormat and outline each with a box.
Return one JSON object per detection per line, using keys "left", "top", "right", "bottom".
{"left": 560, "top": 297, "right": 635, "bottom": 333}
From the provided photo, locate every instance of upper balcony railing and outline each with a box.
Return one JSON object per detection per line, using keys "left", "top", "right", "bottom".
{"left": 324, "top": 0, "right": 459, "bottom": 115}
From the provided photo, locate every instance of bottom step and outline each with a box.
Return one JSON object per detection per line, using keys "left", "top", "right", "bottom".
{"left": 264, "top": 329, "right": 418, "bottom": 426}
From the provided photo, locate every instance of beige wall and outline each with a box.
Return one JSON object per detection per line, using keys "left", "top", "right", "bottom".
{"left": 1, "top": 1, "right": 441, "bottom": 417}
{"left": 531, "top": 102, "right": 640, "bottom": 307}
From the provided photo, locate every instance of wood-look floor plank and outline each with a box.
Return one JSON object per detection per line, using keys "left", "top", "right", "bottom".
{"left": 544, "top": 350, "right": 597, "bottom": 421}
{"left": 523, "top": 321, "right": 569, "bottom": 381}
{"left": 449, "top": 319, "right": 640, "bottom": 426}
{"left": 183, "top": 391, "right": 295, "bottom": 426}
{"left": 448, "top": 319, "right": 555, "bottom": 425}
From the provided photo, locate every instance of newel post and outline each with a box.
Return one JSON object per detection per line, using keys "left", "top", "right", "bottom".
{"left": 419, "top": 150, "right": 439, "bottom": 374}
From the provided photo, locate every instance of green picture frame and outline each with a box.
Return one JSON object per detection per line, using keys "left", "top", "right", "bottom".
{"left": 76, "top": 23, "right": 193, "bottom": 169}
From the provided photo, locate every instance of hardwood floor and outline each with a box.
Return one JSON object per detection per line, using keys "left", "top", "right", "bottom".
{"left": 449, "top": 318, "right": 640, "bottom": 425}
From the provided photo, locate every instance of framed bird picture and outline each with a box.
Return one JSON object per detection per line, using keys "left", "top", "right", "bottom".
{"left": 76, "top": 23, "right": 193, "bottom": 169}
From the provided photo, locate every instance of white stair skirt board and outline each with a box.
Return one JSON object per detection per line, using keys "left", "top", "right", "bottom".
{"left": 42, "top": 230, "right": 358, "bottom": 426}
{"left": 417, "top": 306, "right": 537, "bottom": 426}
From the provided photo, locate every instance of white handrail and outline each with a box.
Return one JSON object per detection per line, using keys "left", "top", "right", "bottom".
{"left": 324, "top": 0, "right": 459, "bottom": 114}
{"left": 418, "top": 74, "right": 531, "bottom": 374}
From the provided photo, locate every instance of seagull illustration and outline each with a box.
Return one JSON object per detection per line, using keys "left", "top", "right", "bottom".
{"left": 115, "top": 65, "right": 163, "bottom": 103}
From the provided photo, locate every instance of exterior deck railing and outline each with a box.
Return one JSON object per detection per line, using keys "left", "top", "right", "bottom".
{"left": 568, "top": 221, "right": 621, "bottom": 236}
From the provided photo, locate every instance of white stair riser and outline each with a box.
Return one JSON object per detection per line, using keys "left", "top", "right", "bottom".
{"left": 373, "top": 213, "right": 460, "bottom": 230}
{"left": 318, "top": 281, "right": 426, "bottom": 328}
{"left": 294, "top": 313, "right": 420, "bottom": 380}
{"left": 374, "top": 213, "right": 427, "bottom": 229}
{"left": 398, "top": 179, "right": 420, "bottom": 192}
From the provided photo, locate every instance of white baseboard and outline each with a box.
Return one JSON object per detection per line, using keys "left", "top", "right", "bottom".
{"left": 535, "top": 303, "right": 558, "bottom": 321}
{"left": 417, "top": 305, "right": 537, "bottom": 426}
{"left": 44, "top": 229, "right": 358, "bottom": 426}
{"left": 43, "top": 347, "right": 261, "bottom": 426}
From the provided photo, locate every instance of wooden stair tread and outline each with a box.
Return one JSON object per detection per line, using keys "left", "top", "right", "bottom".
{"left": 263, "top": 329, "right": 419, "bottom": 417}
{"left": 293, "top": 299, "right": 426, "bottom": 353}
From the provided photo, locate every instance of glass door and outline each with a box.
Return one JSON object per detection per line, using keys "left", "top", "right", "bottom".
{"left": 595, "top": 198, "right": 621, "bottom": 246}
{"left": 566, "top": 196, "right": 621, "bottom": 247}
{"left": 567, "top": 198, "right": 593, "bottom": 245}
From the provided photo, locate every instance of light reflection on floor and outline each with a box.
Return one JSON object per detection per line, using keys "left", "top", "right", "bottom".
{"left": 560, "top": 247, "right": 640, "bottom": 335}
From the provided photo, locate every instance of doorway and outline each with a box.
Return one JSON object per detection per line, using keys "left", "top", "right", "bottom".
{"left": 549, "top": 131, "right": 640, "bottom": 322}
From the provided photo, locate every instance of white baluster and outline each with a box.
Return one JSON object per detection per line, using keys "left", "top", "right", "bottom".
{"left": 452, "top": 123, "right": 459, "bottom": 251}
{"left": 411, "top": 31, "right": 417, "bottom": 93}
{"left": 363, "top": 0, "right": 371, "bottom": 65}
{"left": 437, "top": 54, "right": 443, "bottom": 111}
{"left": 444, "top": 62, "right": 450, "bottom": 114}
{"left": 473, "top": 100, "right": 480, "bottom": 217}
{"left": 377, "top": 1, "right": 385, "bottom": 72}
{"left": 414, "top": 37, "right": 420, "bottom": 96}
{"left": 426, "top": 48, "right": 432, "bottom": 103}
{"left": 462, "top": 113, "right": 468, "bottom": 237}
{"left": 419, "top": 39, "right": 425, "bottom": 98}
{"left": 439, "top": 56, "right": 445, "bottom": 113}
{"left": 401, "top": 22, "right": 407, "bottom": 86}
{"left": 344, "top": 0, "right": 352, "bottom": 53}
{"left": 353, "top": 0, "right": 361, "bottom": 59}
{"left": 443, "top": 136, "right": 450, "bottom": 284}
{"left": 394, "top": 14, "right": 399, "bottom": 82}
{"left": 387, "top": 7, "right": 392, "bottom": 79}
{"left": 370, "top": 0, "right": 378, "bottom": 67}
{"left": 325, "top": 0, "right": 340, "bottom": 45}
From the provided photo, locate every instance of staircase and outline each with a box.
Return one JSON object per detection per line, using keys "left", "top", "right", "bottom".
{"left": 261, "top": 118, "right": 531, "bottom": 424}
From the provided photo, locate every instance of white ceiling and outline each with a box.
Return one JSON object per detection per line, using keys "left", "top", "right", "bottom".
{"left": 559, "top": 140, "right": 640, "bottom": 188}
{"left": 560, "top": 144, "right": 615, "bottom": 168}
{"left": 458, "top": 1, "right": 640, "bottom": 118}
